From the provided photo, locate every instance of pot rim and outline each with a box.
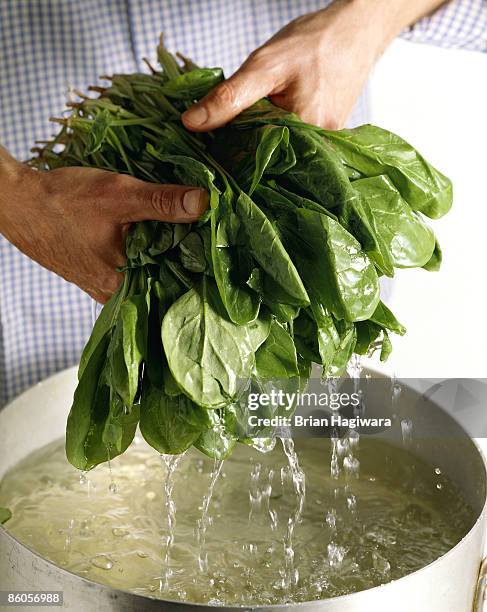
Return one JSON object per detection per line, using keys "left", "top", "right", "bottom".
{"left": 1, "top": 368, "right": 486, "bottom": 609}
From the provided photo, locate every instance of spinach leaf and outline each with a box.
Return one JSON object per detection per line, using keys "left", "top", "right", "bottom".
{"left": 140, "top": 381, "right": 210, "bottom": 454}
{"left": 179, "top": 230, "right": 208, "bottom": 273}
{"left": 279, "top": 209, "right": 380, "bottom": 322}
{"left": 67, "top": 335, "right": 137, "bottom": 470}
{"left": 78, "top": 279, "right": 126, "bottom": 379}
{"left": 324, "top": 124, "right": 453, "bottom": 219}
{"left": 161, "top": 67, "right": 224, "bottom": 100}
{"left": 236, "top": 192, "right": 309, "bottom": 307}
{"left": 161, "top": 277, "right": 270, "bottom": 408}
{"left": 354, "top": 175, "right": 436, "bottom": 268}
{"left": 370, "top": 301, "right": 406, "bottom": 336}
{"left": 194, "top": 408, "right": 238, "bottom": 460}
{"left": 255, "top": 320, "right": 299, "bottom": 379}
{"left": 423, "top": 239, "right": 442, "bottom": 272}
{"left": 108, "top": 291, "right": 149, "bottom": 409}
{"left": 212, "top": 186, "right": 261, "bottom": 325}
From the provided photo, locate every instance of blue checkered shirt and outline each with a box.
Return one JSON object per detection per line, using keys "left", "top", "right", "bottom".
{"left": 0, "top": 0, "right": 486, "bottom": 405}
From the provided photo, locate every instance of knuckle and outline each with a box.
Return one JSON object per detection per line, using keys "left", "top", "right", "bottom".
{"left": 149, "top": 188, "right": 179, "bottom": 217}
{"left": 210, "top": 81, "right": 237, "bottom": 107}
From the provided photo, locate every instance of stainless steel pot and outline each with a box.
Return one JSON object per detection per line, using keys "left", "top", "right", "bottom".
{"left": 0, "top": 367, "right": 486, "bottom": 612}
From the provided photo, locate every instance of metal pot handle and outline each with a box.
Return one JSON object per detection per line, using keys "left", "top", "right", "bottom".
{"left": 474, "top": 558, "right": 487, "bottom": 611}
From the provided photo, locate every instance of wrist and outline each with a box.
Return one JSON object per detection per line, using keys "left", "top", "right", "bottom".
{"left": 350, "top": 0, "right": 446, "bottom": 56}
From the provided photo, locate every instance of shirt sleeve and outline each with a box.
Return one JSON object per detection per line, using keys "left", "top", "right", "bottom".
{"left": 400, "top": 0, "right": 487, "bottom": 52}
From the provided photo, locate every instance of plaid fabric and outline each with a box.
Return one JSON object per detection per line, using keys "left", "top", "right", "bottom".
{"left": 403, "top": 0, "right": 487, "bottom": 51}
{"left": 0, "top": 0, "right": 485, "bottom": 405}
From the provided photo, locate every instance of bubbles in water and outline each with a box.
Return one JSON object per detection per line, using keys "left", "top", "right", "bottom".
{"left": 435, "top": 467, "right": 442, "bottom": 475}
{"left": 112, "top": 527, "right": 129, "bottom": 537}
{"left": 79, "top": 471, "right": 87, "bottom": 486}
{"left": 91, "top": 554, "right": 114, "bottom": 570}
{"left": 372, "top": 551, "right": 391, "bottom": 577}
{"left": 108, "top": 482, "right": 118, "bottom": 494}
{"left": 326, "top": 509, "right": 337, "bottom": 531}
{"left": 327, "top": 542, "right": 346, "bottom": 568}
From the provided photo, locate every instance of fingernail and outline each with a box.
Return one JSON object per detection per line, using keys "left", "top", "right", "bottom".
{"left": 183, "top": 189, "right": 207, "bottom": 216}
{"left": 183, "top": 105, "right": 208, "bottom": 127}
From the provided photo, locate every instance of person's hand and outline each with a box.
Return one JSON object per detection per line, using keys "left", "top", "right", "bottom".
{"left": 182, "top": 0, "right": 444, "bottom": 131}
{"left": 0, "top": 150, "right": 208, "bottom": 303}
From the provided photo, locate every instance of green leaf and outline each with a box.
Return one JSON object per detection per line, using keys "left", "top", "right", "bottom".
{"left": 161, "top": 68, "right": 224, "bottom": 100}
{"left": 86, "top": 109, "right": 112, "bottom": 155}
{"left": 194, "top": 408, "right": 238, "bottom": 460}
{"left": 236, "top": 192, "right": 309, "bottom": 307}
{"left": 255, "top": 320, "right": 299, "bottom": 379}
{"left": 422, "top": 239, "right": 442, "bottom": 271}
{"left": 354, "top": 175, "right": 436, "bottom": 268}
{"left": 248, "top": 125, "right": 294, "bottom": 194}
{"left": 78, "top": 281, "right": 125, "bottom": 380}
{"left": 370, "top": 301, "right": 406, "bottom": 336}
{"left": 179, "top": 231, "right": 207, "bottom": 273}
{"left": 108, "top": 291, "right": 149, "bottom": 409}
{"left": 325, "top": 124, "right": 453, "bottom": 219}
{"left": 161, "top": 277, "right": 270, "bottom": 408}
{"left": 380, "top": 329, "right": 393, "bottom": 362}
{"left": 279, "top": 209, "right": 380, "bottom": 322}
{"left": 140, "top": 381, "right": 210, "bottom": 454}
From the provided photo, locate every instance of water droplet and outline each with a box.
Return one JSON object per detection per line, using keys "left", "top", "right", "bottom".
{"left": 435, "top": 467, "right": 442, "bottom": 475}
{"left": 112, "top": 527, "right": 129, "bottom": 537}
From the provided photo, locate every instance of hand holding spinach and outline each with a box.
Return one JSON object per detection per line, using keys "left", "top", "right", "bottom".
{"left": 31, "top": 37, "right": 452, "bottom": 468}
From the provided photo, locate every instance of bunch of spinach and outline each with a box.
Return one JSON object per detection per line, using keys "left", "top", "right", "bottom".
{"left": 31, "top": 37, "right": 452, "bottom": 468}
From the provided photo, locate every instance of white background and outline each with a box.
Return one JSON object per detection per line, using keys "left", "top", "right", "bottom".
{"left": 366, "top": 39, "right": 487, "bottom": 378}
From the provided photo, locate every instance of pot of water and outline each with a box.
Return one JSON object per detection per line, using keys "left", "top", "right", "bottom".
{"left": 0, "top": 368, "right": 486, "bottom": 611}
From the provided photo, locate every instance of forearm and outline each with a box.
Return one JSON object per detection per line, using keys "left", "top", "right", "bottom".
{"left": 351, "top": 0, "right": 448, "bottom": 53}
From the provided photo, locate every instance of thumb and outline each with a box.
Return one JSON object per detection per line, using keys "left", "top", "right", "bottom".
{"left": 113, "top": 175, "right": 209, "bottom": 223}
{"left": 182, "top": 61, "right": 274, "bottom": 132}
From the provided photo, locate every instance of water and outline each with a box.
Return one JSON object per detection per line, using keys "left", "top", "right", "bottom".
{"left": 196, "top": 458, "right": 223, "bottom": 573}
{"left": 0, "top": 437, "right": 475, "bottom": 605}
{"left": 280, "top": 437, "right": 306, "bottom": 592}
{"left": 160, "top": 453, "right": 184, "bottom": 591}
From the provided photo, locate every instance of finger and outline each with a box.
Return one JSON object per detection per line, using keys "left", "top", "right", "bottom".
{"left": 181, "top": 62, "right": 275, "bottom": 132}
{"left": 110, "top": 176, "right": 209, "bottom": 223}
